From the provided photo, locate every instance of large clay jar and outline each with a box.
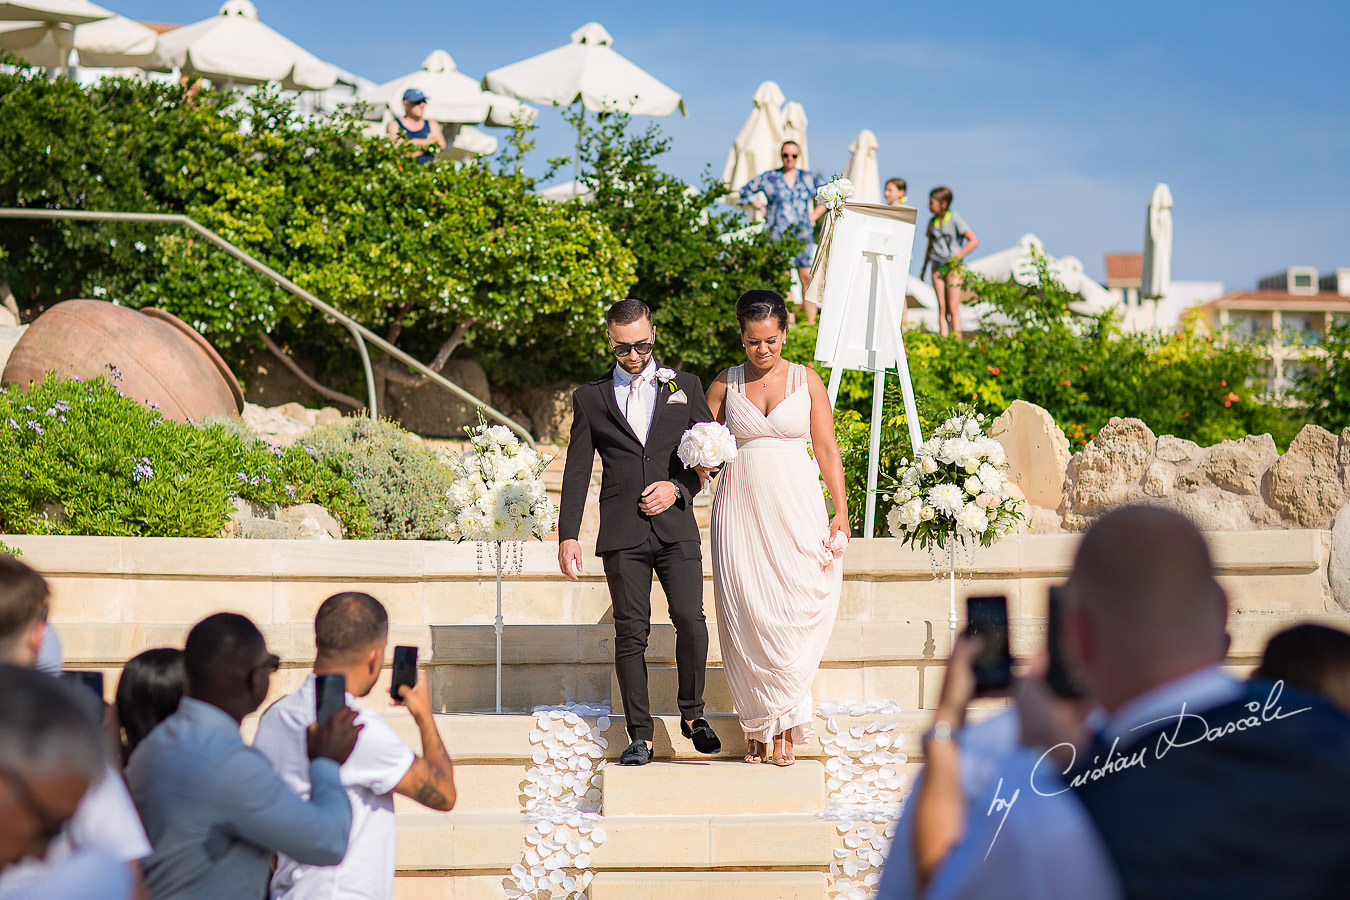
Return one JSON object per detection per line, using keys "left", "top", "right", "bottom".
{"left": 1, "top": 300, "right": 244, "bottom": 423}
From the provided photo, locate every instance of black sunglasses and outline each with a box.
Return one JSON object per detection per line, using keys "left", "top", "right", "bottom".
{"left": 0, "top": 760, "right": 70, "bottom": 845}
{"left": 610, "top": 339, "right": 654, "bottom": 358}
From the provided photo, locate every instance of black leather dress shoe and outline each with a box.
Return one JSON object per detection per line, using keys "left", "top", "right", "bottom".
{"left": 619, "top": 739, "right": 652, "bottom": 766}
{"left": 681, "top": 717, "right": 722, "bottom": 755}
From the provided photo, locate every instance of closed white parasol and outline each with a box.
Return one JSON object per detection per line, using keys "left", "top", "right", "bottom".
{"left": 843, "top": 129, "right": 881, "bottom": 205}
{"left": 154, "top": 0, "right": 338, "bottom": 91}
{"left": 721, "top": 80, "right": 787, "bottom": 194}
{"left": 1141, "top": 182, "right": 1173, "bottom": 300}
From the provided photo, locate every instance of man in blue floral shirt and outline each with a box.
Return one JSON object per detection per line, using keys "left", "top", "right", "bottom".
{"left": 738, "top": 140, "right": 825, "bottom": 322}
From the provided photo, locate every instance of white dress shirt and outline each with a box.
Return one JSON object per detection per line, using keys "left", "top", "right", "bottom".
{"left": 254, "top": 674, "right": 416, "bottom": 900}
{"left": 126, "top": 697, "right": 352, "bottom": 900}
{"left": 0, "top": 849, "right": 131, "bottom": 900}
{"left": 613, "top": 360, "right": 657, "bottom": 443}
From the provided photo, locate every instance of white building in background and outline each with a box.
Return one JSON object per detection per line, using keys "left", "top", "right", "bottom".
{"left": 1190, "top": 266, "right": 1350, "bottom": 394}
{"left": 1104, "top": 252, "right": 1224, "bottom": 332}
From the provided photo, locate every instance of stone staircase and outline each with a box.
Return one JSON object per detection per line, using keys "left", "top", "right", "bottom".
{"left": 6, "top": 527, "right": 1342, "bottom": 899}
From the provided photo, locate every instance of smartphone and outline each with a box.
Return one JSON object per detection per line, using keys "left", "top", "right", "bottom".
{"left": 965, "top": 595, "right": 1013, "bottom": 696}
{"left": 1046, "top": 586, "right": 1085, "bottom": 699}
{"left": 314, "top": 674, "right": 347, "bottom": 726}
{"left": 390, "top": 645, "right": 418, "bottom": 702}
{"left": 61, "top": 670, "right": 105, "bottom": 700}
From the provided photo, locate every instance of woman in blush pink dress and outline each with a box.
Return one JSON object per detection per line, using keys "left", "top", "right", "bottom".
{"left": 704, "top": 290, "right": 850, "bottom": 766}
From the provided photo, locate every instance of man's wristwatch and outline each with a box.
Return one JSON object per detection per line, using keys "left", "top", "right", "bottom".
{"left": 921, "top": 720, "right": 956, "bottom": 748}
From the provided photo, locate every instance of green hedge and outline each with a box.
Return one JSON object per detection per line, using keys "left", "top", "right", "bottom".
{"left": 0, "top": 374, "right": 370, "bottom": 538}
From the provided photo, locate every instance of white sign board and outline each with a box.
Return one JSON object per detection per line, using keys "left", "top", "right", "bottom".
{"left": 810, "top": 202, "right": 922, "bottom": 538}
{"left": 814, "top": 202, "right": 917, "bottom": 371}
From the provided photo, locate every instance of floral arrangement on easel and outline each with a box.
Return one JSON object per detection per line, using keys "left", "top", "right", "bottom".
{"left": 885, "top": 408, "right": 1023, "bottom": 551}
{"left": 445, "top": 417, "right": 556, "bottom": 555}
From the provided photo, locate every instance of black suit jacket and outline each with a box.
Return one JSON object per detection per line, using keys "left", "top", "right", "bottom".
{"left": 559, "top": 364, "right": 713, "bottom": 555}
{"left": 1072, "top": 679, "right": 1350, "bottom": 900}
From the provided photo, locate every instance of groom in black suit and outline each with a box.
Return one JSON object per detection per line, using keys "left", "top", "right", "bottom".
{"left": 558, "top": 299, "right": 721, "bottom": 766}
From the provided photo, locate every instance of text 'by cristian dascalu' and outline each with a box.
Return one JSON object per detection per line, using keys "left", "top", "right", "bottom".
{"left": 979, "top": 680, "right": 1310, "bottom": 859}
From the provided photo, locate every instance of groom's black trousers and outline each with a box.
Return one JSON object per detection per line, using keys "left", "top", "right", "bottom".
{"left": 602, "top": 531, "right": 708, "bottom": 742}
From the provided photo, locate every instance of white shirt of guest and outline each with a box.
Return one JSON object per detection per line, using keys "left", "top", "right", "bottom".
{"left": 126, "top": 697, "right": 352, "bottom": 900}
{"left": 613, "top": 359, "right": 657, "bottom": 443}
{"left": 254, "top": 674, "right": 417, "bottom": 900}
{"left": 0, "top": 849, "right": 132, "bottom": 900}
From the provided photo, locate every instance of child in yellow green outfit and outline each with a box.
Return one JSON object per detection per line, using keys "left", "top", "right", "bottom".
{"left": 923, "top": 186, "right": 979, "bottom": 337}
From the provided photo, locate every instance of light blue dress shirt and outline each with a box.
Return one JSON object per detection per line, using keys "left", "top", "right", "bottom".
{"left": 126, "top": 697, "right": 352, "bottom": 900}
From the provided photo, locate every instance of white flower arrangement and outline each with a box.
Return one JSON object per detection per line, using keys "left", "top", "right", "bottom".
{"left": 885, "top": 408, "right": 1023, "bottom": 550}
{"left": 677, "top": 421, "right": 738, "bottom": 469}
{"left": 815, "top": 176, "right": 856, "bottom": 215}
{"left": 445, "top": 417, "right": 556, "bottom": 543}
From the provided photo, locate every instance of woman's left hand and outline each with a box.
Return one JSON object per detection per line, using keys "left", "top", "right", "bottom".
{"left": 829, "top": 511, "right": 851, "bottom": 543}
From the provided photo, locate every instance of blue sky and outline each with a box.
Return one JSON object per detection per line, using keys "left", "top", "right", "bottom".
{"left": 113, "top": 0, "right": 1350, "bottom": 288}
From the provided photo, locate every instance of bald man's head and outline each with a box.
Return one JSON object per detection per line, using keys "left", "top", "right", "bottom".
{"left": 1065, "top": 505, "right": 1229, "bottom": 711}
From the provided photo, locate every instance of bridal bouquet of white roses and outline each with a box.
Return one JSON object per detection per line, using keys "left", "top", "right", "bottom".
{"left": 815, "top": 176, "right": 856, "bottom": 215}
{"left": 445, "top": 418, "right": 556, "bottom": 542}
{"left": 677, "top": 421, "right": 738, "bottom": 469}
{"left": 885, "top": 409, "right": 1023, "bottom": 550}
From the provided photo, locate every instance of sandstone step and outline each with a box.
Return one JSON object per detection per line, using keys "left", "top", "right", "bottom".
{"left": 394, "top": 811, "right": 836, "bottom": 871}
{"left": 589, "top": 871, "right": 827, "bottom": 900}
{"left": 600, "top": 760, "right": 826, "bottom": 816}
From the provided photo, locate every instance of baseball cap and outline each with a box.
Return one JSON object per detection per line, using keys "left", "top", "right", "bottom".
{"left": 402, "top": 88, "right": 427, "bottom": 104}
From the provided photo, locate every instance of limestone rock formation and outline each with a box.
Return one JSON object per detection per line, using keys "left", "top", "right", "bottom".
{"left": 277, "top": 503, "right": 343, "bottom": 540}
{"left": 1331, "top": 505, "right": 1350, "bottom": 612}
{"left": 1182, "top": 434, "right": 1278, "bottom": 497}
{"left": 242, "top": 402, "right": 342, "bottom": 447}
{"left": 1263, "top": 425, "right": 1346, "bottom": 528}
{"left": 1163, "top": 488, "right": 1256, "bottom": 532}
{"left": 1064, "top": 417, "right": 1156, "bottom": 517}
{"left": 989, "top": 400, "right": 1071, "bottom": 510}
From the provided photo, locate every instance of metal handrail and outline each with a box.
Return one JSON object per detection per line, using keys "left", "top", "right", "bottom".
{"left": 0, "top": 208, "right": 535, "bottom": 447}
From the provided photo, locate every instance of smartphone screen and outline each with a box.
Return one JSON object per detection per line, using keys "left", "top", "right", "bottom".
{"left": 966, "top": 595, "right": 1013, "bottom": 696}
{"left": 390, "top": 645, "right": 418, "bottom": 702}
{"left": 1046, "top": 586, "right": 1085, "bottom": 699}
{"left": 314, "top": 674, "right": 346, "bottom": 726}
{"left": 61, "top": 670, "right": 105, "bottom": 700}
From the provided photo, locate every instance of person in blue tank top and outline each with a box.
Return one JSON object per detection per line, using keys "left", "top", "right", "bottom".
{"left": 385, "top": 88, "right": 445, "bottom": 165}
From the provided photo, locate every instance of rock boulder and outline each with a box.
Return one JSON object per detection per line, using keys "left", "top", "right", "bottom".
{"left": 1065, "top": 417, "right": 1156, "bottom": 516}
{"left": 277, "top": 503, "right": 343, "bottom": 540}
{"left": 1331, "top": 505, "right": 1350, "bottom": 613}
{"left": 518, "top": 383, "right": 576, "bottom": 444}
{"left": 1163, "top": 488, "right": 1256, "bottom": 532}
{"left": 1263, "top": 425, "right": 1345, "bottom": 527}
{"left": 989, "top": 400, "right": 1071, "bottom": 510}
{"left": 1182, "top": 433, "right": 1278, "bottom": 496}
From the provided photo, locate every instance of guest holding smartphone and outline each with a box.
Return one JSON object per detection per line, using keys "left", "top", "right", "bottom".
{"left": 254, "top": 592, "right": 456, "bottom": 900}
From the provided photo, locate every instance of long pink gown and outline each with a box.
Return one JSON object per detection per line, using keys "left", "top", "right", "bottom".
{"left": 711, "top": 362, "right": 843, "bottom": 745}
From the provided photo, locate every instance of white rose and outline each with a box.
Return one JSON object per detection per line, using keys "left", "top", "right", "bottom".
{"left": 920, "top": 456, "right": 938, "bottom": 475}
{"left": 920, "top": 506, "right": 935, "bottom": 521}
{"left": 963, "top": 418, "right": 980, "bottom": 439}
{"left": 964, "top": 475, "right": 983, "bottom": 495}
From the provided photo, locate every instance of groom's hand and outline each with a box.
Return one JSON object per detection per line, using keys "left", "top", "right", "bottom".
{"left": 558, "top": 539, "right": 584, "bottom": 581}
{"left": 639, "top": 481, "right": 678, "bottom": 516}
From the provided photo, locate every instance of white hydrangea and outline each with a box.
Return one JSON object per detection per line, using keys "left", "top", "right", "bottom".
{"left": 447, "top": 419, "right": 556, "bottom": 542}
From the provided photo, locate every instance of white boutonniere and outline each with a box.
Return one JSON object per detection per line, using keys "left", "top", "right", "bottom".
{"left": 655, "top": 367, "right": 678, "bottom": 392}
